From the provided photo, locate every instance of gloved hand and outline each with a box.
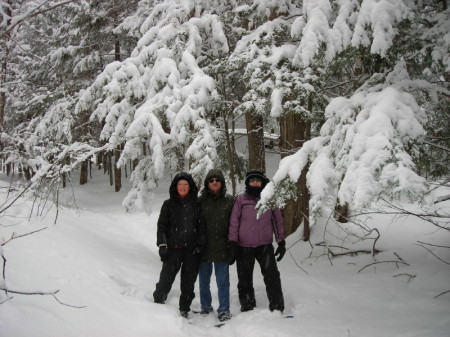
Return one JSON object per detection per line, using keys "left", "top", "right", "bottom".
{"left": 159, "top": 245, "right": 169, "bottom": 262}
{"left": 192, "top": 245, "right": 204, "bottom": 256}
{"left": 229, "top": 241, "right": 238, "bottom": 265}
{"left": 274, "top": 240, "right": 286, "bottom": 262}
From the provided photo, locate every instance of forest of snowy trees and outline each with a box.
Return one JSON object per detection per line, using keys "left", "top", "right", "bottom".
{"left": 0, "top": 0, "right": 449, "bottom": 237}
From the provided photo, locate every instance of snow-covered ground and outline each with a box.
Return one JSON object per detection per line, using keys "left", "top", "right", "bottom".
{"left": 0, "top": 170, "right": 449, "bottom": 337}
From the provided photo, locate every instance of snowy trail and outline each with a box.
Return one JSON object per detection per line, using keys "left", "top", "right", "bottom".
{"left": 0, "top": 175, "right": 449, "bottom": 337}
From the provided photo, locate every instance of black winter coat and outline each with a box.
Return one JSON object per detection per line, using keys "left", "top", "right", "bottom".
{"left": 199, "top": 169, "right": 234, "bottom": 262}
{"left": 156, "top": 172, "right": 206, "bottom": 250}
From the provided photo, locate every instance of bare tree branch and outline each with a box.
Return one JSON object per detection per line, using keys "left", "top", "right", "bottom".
{"left": 434, "top": 290, "right": 450, "bottom": 299}
{"left": 358, "top": 260, "right": 409, "bottom": 273}
{"left": 0, "top": 183, "right": 32, "bottom": 214}
{"left": 393, "top": 273, "right": 416, "bottom": 283}
{"left": 416, "top": 243, "right": 450, "bottom": 266}
{"left": 0, "top": 288, "right": 86, "bottom": 308}
{"left": 422, "top": 140, "right": 450, "bottom": 153}
{"left": 1, "top": 227, "right": 48, "bottom": 246}
{"left": 417, "top": 241, "right": 450, "bottom": 249}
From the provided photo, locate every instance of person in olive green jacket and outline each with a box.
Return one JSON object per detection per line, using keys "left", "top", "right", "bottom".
{"left": 198, "top": 169, "right": 234, "bottom": 322}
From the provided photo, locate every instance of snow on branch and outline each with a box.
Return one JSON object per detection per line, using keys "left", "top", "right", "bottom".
{"left": 76, "top": 0, "right": 228, "bottom": 211}
{"left": 0, "top": 0, "right": 79, "bottom": 38}
{"left": 292, "top": 0, "right": 414, "bottom": 67}
{"left": 259, "top": 86, "right": 429, "bottom": 224}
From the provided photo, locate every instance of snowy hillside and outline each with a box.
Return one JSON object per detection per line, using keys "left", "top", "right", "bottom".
{"left": 0, "top": 171, "right": 449, "bottom": 337}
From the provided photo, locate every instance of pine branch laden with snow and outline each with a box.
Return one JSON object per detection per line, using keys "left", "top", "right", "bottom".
{"left": 259, "top": 87, "right": 429, "bottom": 224}
{"left": 76, "top": 0, "right": 232, "bottom": 211}
{"left": 230, "top": 17, "right": 315, "bottom": 119}
{"left": 292, "top": 0, "right": 413, "bottom": 68}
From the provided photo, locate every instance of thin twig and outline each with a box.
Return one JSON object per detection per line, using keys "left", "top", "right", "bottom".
{"left": 0, "top": 288, "right": 86, "bottom": 308}
{"left": 358, "top": 260, "right": 409, "bottom": 273}
{"left": 434, "top": 290, "right": 450, "bottom": 299}
{"left": 329, "top": 249, "right": 381, "bottom": 257}
{"left": 0, "top": 296, "right": 14, "bottom": 304}
{"left": 1, "top": 227, "right": 48, "bottom": 246}
{"left": 417, "top": 241, "right": 450, "bottom": 249}
{"left": 416, "top": 244, "right": 450, "bottom": 265}
{"left": 0, "top": 183, "right": 32, "bottom": 214}
{"left": 288, "top": 250, "right": 309, "bottom": 274}
{"left": 393, "top": 273, "right": 416, "bottom": 283}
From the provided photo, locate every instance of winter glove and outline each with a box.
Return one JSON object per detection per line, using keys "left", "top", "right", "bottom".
{"left": 274, "top": 240, "right": 286, "bottom": 262}
{"left": 159, "top": 245, "right": 169, "bottom": 262}
{"left": 229, "top": 241, "right": 239, "bottom": 265}
{"left": 192, "top": 245, "right": 204, "bottom": 256}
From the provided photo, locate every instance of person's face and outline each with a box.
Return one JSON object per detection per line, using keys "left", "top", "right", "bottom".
{"left": 177, "top": 180, "right": 190, "bottom": 198}
{"left": 248, "top": 178, "right": 262, "bottom": 187}
{"left": 208, "top": 177, "right": 222, "bottom": 195}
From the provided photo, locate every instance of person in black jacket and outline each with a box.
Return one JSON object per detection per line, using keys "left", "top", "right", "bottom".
{"left": 198, "top": 169, "right": 234, "bottom": 322}
{"left": 153, "top": 172, "right": 206, "bottom": 318}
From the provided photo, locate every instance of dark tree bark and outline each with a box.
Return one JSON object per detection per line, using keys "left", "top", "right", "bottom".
{"left": 245, "top": 112, "right": 265, "bottom": 172}
{"left": 279, "top": 112, "right": 311, "bottom": 240}
{"left": 0, "top": 1, "right": 12, "bottom": 130}
{"left": 80, "top": 159, "right": 89, "bottom": 185}
{"left": 114, "top": 145, "right": 121, "bottom": 192}
{"left": 223, "top": 110, "right": 238, "bottom": 196}
{"left": 108, "top": 151, "right": 113, "bottom": 187}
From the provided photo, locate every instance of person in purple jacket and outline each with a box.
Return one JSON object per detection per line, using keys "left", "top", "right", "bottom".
{"left": 228, "top": 170, "right": 286, "bottom": 313}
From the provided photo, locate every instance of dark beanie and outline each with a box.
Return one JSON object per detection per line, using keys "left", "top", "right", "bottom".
{"left": 245, "top": 170, "right": 269, "bottom": 186}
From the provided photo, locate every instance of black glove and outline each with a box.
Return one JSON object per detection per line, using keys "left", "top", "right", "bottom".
{"left": 159, "top": 245, "right": 169, "bottom": 262}
{"left": 229, "top": 241, "right": 238, "bottom": 265}
{"left": 192, "top": 245, "right": 204, "bottom": 256}
{"left": 274, "top": 240, "right": 286, "bottom": 262}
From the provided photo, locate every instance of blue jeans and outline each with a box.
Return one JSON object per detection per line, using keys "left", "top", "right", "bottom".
{"left": 198, "top": 261, "right": 230, "bottom": 314}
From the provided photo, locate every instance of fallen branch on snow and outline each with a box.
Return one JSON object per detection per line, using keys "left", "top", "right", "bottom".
{"left": 0, "top": 288, "right": 86, "bottom": 308}
{"left": 358, "top": 259, "right": 409, "bottom": 273}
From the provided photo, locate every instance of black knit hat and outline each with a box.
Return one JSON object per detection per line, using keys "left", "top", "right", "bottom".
{"left": 244, "top": 170, "right": 269, "bottom": 186}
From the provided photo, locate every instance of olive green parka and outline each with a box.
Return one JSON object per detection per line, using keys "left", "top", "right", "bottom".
{"left": 199, "top": 169, "right": 234, "bottom": 262}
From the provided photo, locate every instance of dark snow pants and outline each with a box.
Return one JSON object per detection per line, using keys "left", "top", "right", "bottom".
{"left": 236, "top": 244, "right": 284, "bottom": 312}
{"left": 153, "top": 248, "right": 200, "bottom": 312}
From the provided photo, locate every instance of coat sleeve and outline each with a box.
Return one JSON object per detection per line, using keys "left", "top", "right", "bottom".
{"left": 156, "top": 200, "right": 170, "bottom": 246}
{"left": 273, "top": 208, "right": 285, "bottom": 243}
{"left": 196, "top": 202, "right": 207, "bottom": 247}
{"left": 228, "top": 195, "right": 241, "bottom": 243}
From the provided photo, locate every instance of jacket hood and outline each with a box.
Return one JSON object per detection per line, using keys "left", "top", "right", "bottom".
{"left": 201, "top": 169, "right": 227, "bottom": 197}
{"left": 244, "top": 170, "right": 270, "bottom": 188}
{"left": 169, "top": 172, "right": 198, "bottom": 200}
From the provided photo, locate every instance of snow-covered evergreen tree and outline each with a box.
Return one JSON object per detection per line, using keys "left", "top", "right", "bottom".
{"left": 259, "top": 0, "right": 449, "bottom": 224}
{"left": 0, "top": 0, "right": 138, "bottom": 182}
{"left": 77, "top": 0, "right": 234, "bottom": 211}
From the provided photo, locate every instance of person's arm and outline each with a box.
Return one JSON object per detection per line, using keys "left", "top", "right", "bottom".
{"left": 196, "top": 202, "right": 207, "bottom": 248}
{"left": 156, "top": 200, "right": 170, "bottom": 247}
{"left": 273, "top": 208, "right": 285, "bottom": 243}
{"left": 228, "top": 196, "right": 241, "bottom": 243}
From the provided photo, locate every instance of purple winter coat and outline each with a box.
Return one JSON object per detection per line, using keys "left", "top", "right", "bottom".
{"left": 228, "top": 193, "right": 285, "bottom": 248}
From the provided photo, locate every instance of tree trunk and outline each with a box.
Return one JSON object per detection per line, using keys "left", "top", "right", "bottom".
{"left": 0, "top": 2, "right": 12, "bottom": 130}
{"left": 80, "top": 159, "right": 89, "bottom": 185}
{"left": 62, "top": 156, "right": 68, "bottom": 188}
{"left": 103, "top": 151, "right": 108, "bottom": 173}
{"left": 108, "top": 151, "right": 113, "bottom": 187}
{"left": 224, "top": 111, "right": 237, "bottom": 196}
{"left": 114, "top": 145, "right": 121, "bottom": 192}
{"left": 245, "top": 112, "right": 265, "bottom": 172}
{"left": 279, "top": 113, "right": 311, "bottom": 240}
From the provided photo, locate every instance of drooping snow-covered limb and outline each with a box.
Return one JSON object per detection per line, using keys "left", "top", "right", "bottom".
{"left": 259, "top": 87, "right": 429, "bottom": 224}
